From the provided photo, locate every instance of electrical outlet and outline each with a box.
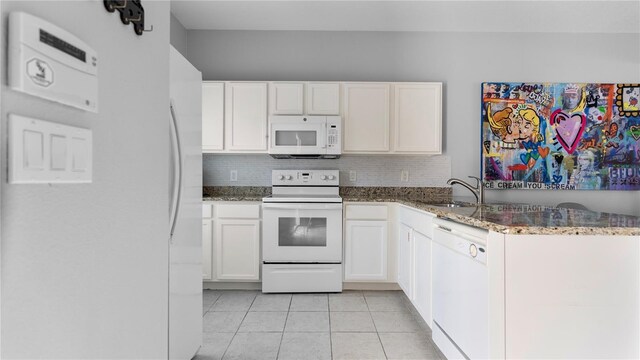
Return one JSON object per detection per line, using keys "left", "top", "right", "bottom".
{"left": 230, "top": 170, "right": 238, "bottom": 182}
{"left": 349, "top": 171, "right": 357, "bottom": 182}
{"left": 401, "top": 170, "right": 409, "bottom": 182}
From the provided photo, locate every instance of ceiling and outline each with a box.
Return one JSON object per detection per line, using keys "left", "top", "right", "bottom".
{"left": 171, "top": 0, "right": 640, "bottom": 33}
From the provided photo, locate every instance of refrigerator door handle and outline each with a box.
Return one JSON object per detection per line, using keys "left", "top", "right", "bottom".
{"left": 169, "top": 100, "right": 183, "bottom": 238}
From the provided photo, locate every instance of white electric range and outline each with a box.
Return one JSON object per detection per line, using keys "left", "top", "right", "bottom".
{"left": 261, "top": 170, "right": 343, "bottom": 293}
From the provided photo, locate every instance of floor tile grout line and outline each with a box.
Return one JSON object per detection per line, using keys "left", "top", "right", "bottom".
{"left": 274, "top": 293, "right": 293, "bottom": 359}
{"left": 220, "top": 291, "right": 258, "bottom": 360}
{"left": 363, "top": 294, "right": 389, "bottom": 360}
{"left": 327, "top": 294, "right": 333, "bottom": 360}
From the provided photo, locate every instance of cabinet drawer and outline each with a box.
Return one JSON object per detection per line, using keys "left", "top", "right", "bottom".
{"left": 202, "top": 203, "right": 213, "bottom": 218}
{"left": 398, "top": 205, "right": 434, "bottom": 237}
{"left": 345, "top": 204, "right": 388, "bottom": 220}
{"left": 216, "top": 203, "right": 261, "bottom": 219}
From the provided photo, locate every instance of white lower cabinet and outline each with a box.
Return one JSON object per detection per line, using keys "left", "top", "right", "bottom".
{"left": 215, "top": 219, "right": 260, "bottom": 280}
{"left": 397, "top": 223, "right": 413, "bottom": 297}
{"left": 345, "top": 220, "right": 388, "bottom": 281}
{"left": 202, "top": 219, "right": 213, "bottom": 280}
{"left": 398, "top": 205, "right": 435, "bottom": 330}
{"left": 343, "top": 203, "right": 393, "bottom": 282}
{"left": 412, "top": 229, "right": 432, "bottom": 326}
{"left": 203, "top": 201, "right": 261, "bottom": 282}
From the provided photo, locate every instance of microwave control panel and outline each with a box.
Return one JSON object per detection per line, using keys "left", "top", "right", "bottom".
{"left": 326, "top": 116, "right": 341, "bottom": 154}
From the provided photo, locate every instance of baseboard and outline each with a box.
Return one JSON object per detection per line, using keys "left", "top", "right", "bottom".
{"left": 203, "top": 282, "right": 262, "bottom": 290}
{"left": 342, "top": 282, "right": 402, "bottom": 291}
{"left": 203, "top": 281, "right": 401, "bottom": 291}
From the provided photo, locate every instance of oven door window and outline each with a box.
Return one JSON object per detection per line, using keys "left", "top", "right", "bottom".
{"left": 274, "top": 131, "right": 317, "bottom": 147}
{"left": 278, "top": 217, "right": 327, "bottom": 246}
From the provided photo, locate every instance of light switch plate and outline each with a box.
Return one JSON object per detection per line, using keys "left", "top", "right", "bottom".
{"left": 230, "top": 170, "right": 238, "bottom": 182}
{"left": 349, "top": 170, "right": 357, "bottom": 182}
{"left": 9, "top": 113, "right": 92, "bottom": 183}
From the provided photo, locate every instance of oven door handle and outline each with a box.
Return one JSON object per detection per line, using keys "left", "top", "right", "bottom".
{"left": 262, "top": 203, "right": 343, "bottom": 210}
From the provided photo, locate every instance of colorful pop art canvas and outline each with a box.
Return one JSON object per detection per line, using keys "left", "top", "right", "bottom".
{"left": 482, "top": 82, "right": 640, "bottom": 190}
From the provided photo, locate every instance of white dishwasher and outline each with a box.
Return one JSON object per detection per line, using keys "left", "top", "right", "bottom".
{"left": 432, "top": 218, "right": 489, "bottom": 360}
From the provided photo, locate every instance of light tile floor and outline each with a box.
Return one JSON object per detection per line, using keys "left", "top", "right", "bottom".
{"left": 196, "top": 290, "right": 445, "bottom": 360}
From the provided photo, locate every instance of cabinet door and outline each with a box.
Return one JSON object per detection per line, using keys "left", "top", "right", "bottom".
{"left": 344, "top": 220, "right": 388, "bottom": 281}
{"left": 269, "top": 82, "right": 304, "bottom": 115}
{"left": 306, "top": 83, "right": 340, "bottom": 115}
{"left": 202, "top": 219, "right": 213, "bottom": 280}
{"left": 202, "top": 82, "right": 224, "bottom": 151}
{"left": 412, "top": 230, "right": 432, "bottom": 329}
{"left": 225, "top": 82, "right": 268, "bottom": 151}
{"left": 398, "top": 223, "right": 413, "bottom": 298}
{"left": 393, "top": 83, "right": 442, "bottom": 154}
{"left": 343, "top": 83, "right": 390, "bottom": 152}
{"left": 215, "top": 219, "right": 260, "bottom": 280}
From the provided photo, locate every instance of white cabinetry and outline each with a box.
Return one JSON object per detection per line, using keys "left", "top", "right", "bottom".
{"left": 344, "top": 203, "right": 392, "bottom": 282}
{"left": 216, "top": 219, "right": 260, "bottom": 280}
{"left": 397, "top": 222, "right": 413, "bottom": 297}
{"left": 412, "top": 229, "right": 432, "bottom": 324}
{"left": 341, "top": 82, "right": 442, "bottom": 154}
{"left": 345, "top": 221, "right": 388, "bottom": 281}
{"left": 397, "top": 205, "right": 435, "bottom": 328}
{"left": 224, "top": 82, "right": 268, "bottom": 151}
{"left": 392, "top": 83, "right": 442, "bottom": 154}
{"left": 268, "top": 82, "right": 340, "bottom": 115}
{"left": 342, "top": 83, "right": 391, "bottom": 152}
{"left": 202, "top": 82, "right": 224, "bottom": 152}
{"left": 203, "top": 202, "right": 261, "bottom": 282}
{"left": 202, "top": 203, "right": 214, "bottom": 280}
{"left": 269, "top": 82, "right": 304, "bottom": 115}
{"left": 306, "top": 82, "right": 340, "bottom": 115}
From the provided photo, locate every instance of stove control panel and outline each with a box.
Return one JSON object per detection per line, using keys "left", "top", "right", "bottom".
{"left": 272, "top": 170, "right": 339, "bottom": 186}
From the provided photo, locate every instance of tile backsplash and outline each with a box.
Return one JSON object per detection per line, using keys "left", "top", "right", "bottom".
{"left": 203, "top": 154, "right": 451, "bottom": 187}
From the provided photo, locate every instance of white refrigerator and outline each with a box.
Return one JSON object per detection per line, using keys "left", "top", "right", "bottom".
{"left": 0, "top": 2, "right": 203, "bottom": 357}
{"left": 169, "top": 46, "right": 203, "bottom": 360}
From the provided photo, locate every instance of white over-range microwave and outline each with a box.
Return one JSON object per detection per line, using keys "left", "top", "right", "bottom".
{"left": 268, "top": 115, "right": 341, "bottom": 159}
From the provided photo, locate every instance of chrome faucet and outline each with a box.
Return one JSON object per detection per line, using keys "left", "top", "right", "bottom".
{"left": 447, "top": 176, "right": 484, "bottom": 204}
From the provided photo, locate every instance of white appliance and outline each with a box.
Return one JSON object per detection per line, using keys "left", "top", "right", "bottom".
{"left": 169, "top": 46, "right": 202, "bottom": 359}
{"left": 1, "top": 2, "right": 201, "bottom": 358}
{"left": 268, "top": 115, "right": 341, "bottom": 159}
{"left": 8, "top": 11, "right": 98, "bottom": 112}
{"left": 432, "top": 218, "right": 489, "bottom": 360}
{"left": 262, "top": 170, "right": 343, "bottom": 293}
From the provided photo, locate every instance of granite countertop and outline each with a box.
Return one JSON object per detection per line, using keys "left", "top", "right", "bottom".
{"left": 343, "top": 197, "right": 640, "bottom": 236}
{"left": 202, "top": 186, "right": 640, "bottom": 236}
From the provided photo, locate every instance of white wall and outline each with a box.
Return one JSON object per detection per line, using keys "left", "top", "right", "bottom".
{"left": 170, "top": 12, "right": 188, "bottom": 57}
{"left": 187, "top": 30, "right": 640, "bottom": 215}
{"left": 1, "top": 2, "right": 170, "bottom": 358}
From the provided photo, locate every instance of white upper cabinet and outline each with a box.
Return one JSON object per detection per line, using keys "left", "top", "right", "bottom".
{"left": 269, "top": 82, "right": 304, "bottom": 115}
{"left": 306, "top": 82, "right": 340, "bottom": 115}
{"left": 224, "top": 82, "right": 268, "bottom": 151}
{"left": 343, "top": 83, "right": 391, "bottom": 152}
{"left": 392, "top": 83, "right": 442, "bottom": 154}
{"left": 202, "top": 82, "right": 224, "bottom": 152}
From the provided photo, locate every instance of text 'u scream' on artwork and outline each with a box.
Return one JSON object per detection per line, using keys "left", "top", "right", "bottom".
{"left": 482, "top": 82, "right": 640, "bottom": 190}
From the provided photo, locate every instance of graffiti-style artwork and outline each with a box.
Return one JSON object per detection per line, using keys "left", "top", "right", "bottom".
{"left": 482, "top": 82, "right": 640, "bottom": 190}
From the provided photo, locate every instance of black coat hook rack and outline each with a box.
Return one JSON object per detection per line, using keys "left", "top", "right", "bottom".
{"left": 104, "top": 0, "right": 149, "bottom": 36}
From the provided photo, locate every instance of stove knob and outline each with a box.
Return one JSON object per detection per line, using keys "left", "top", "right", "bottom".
{"left": 320, "top": 175, "right": 327, "bottom": 180}
{"left": 286, "top": 175, "right": 293, "bottom": 180}
{"left": 328, "top": 175, "right": 335, "bottom": 180}
{"left": 278, "top": 175, "right": 285, "bottom": 180}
